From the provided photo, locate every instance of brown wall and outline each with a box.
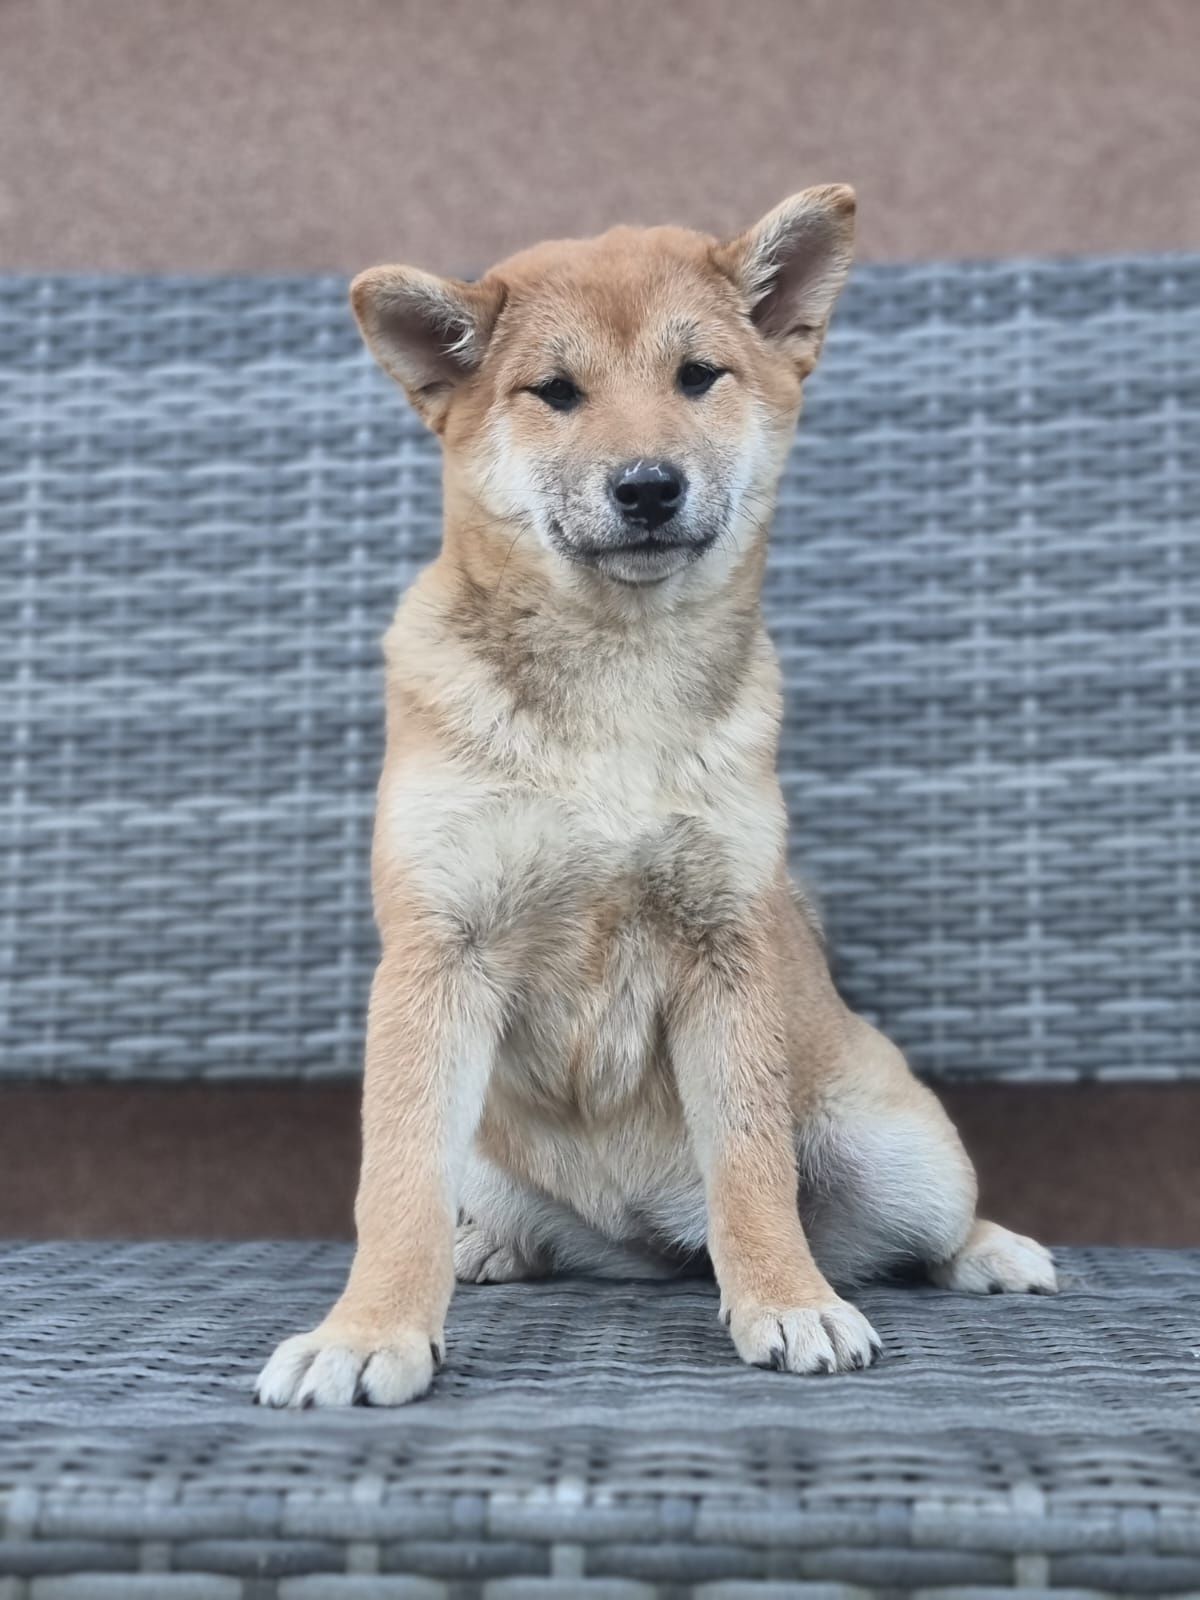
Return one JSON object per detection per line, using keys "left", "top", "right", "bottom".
{"left": 2, "top": 1084, "right": 1197, "bottom": 1245}
{"left": 3, "top": 0, "right": 1199, "bottom": 275}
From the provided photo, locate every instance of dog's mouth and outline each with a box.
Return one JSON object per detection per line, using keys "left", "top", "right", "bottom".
{"left": 550, "top": 522, "right": 718, "bottom": 585}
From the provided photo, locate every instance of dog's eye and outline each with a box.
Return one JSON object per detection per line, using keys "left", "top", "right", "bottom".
{"left": 530, "top": 377, "right": 582, "bottom": 412}
{"left": 678, "top": 361, "right": 723, "bottom": 397}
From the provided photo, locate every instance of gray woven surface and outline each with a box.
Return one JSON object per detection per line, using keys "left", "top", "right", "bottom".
{"left": 1, "top": 1243, "right": 1198, "bottom": 1593}
{"left": 2, "top": 258, "right": 1200, "bottom": 1083}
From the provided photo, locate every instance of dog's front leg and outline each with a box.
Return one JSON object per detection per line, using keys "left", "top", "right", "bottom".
{"left": 671, "top": 933, "right": 882, "bottom": 1375}
{"left": 255, "top": 946, "right": 502, "bottom": 1408}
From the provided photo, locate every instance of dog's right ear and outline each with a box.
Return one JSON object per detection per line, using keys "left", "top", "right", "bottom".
{"left": 350, "top": 266, "right": 505, "bottom": 429}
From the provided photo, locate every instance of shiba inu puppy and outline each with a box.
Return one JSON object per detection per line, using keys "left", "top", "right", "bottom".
{"left": 256, "top": 187, "right": 1057, "bottom": 1408}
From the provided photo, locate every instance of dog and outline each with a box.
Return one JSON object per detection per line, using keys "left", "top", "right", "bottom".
{"left": 255, "top": 186, "right": 1057, "bottom": 1408}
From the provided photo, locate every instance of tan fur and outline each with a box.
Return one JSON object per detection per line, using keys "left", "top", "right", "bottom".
{"left": 255, "top": 188, "right": 1056, "bottom": 1408}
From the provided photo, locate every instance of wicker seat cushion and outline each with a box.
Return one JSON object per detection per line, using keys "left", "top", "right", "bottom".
{"left": 1, "top": 1242, "right": 1198, "bottom": 1593}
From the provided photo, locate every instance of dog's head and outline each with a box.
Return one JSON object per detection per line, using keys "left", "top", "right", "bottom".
{"left": 352, "top": 187, "right": 854, "bottom": 591}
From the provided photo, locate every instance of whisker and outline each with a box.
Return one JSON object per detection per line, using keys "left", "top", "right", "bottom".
{"left": 491, "top": 528, "right": 527, "bottom": 601}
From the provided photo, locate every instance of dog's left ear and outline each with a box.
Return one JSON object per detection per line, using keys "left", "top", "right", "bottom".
{"left": 718, "top": 185, "right": 856, "bottom": 375}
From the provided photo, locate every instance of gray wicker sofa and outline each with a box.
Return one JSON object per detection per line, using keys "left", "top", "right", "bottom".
{"left": 2, "top": 261, "right": 1199, "bottom": 1594}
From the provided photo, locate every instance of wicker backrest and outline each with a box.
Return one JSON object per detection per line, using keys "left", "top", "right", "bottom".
{"left": 2, "top": 260, "right": 1198, "bottom": 1081}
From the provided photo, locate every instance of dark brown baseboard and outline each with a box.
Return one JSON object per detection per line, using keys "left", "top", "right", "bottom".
{"left": 0, "top": 1082, "right": 1196, "bottom": 1244}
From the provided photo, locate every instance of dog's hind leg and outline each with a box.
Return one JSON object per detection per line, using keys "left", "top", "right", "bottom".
{"left": 797, "top": 1015, "right": 1057, "bottom": 1295}
{"left": 797, "top": 1017, "right": 979, "bottom": 1289}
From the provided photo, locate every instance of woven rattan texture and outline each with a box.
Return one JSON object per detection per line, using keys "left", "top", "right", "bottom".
{"left": 1, "top": 1244, "right": 1199, "bottom": 1594}
{"left": 2, "top": 260, "right": 1200, "bottom": 1083}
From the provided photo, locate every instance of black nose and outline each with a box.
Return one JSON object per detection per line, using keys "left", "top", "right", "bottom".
{"left": 608, "top": 459, "right": 687, "bottom": 532}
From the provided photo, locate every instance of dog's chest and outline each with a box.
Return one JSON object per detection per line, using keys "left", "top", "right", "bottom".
{"left": 488, "top": 748, "right": 777, "bottom": 1116}
{"left": 394, "top": 705, "right": 778, "bottom": 916}
{"left": 496, "top": 896, "right": 668, "bottom": 1114}
{"left": 385, "top": 692, "right": 783, "bottom": 1117}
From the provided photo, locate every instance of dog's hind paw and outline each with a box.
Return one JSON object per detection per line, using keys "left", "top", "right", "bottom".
{"left": 454, "top": 1218, "right": 545, "bottom": 1284}
{"left": 929, "top": 1219, "right": 1058, "bottom": 1296}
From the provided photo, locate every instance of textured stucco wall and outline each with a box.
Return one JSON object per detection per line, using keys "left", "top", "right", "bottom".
{"left": 2, "top": 0, "right": 1198, "bottom": 273}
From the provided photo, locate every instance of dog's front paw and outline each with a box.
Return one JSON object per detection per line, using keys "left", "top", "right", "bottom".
{"left": 254, "top": 1322, "right": 441, "bottom": 1409}
{"left": 930, "top": 1219, "right": 1058, "bottom": 1296}
{"left": 725, "top": 1296, "right": 881, "bottom": 1374}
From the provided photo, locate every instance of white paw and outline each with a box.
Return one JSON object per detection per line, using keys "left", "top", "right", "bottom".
{"left": 930, "top": 1220, "right": 1059, "bottom": 1296}
{"left": 254, "top": 1324, "right": 440, "bottom": 1409}
{"left": 726, "top": 1297, "right": 882, "bottom": 1374}
{"left": 454, "top": 1218, "right": 543, "bottom": 1283}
